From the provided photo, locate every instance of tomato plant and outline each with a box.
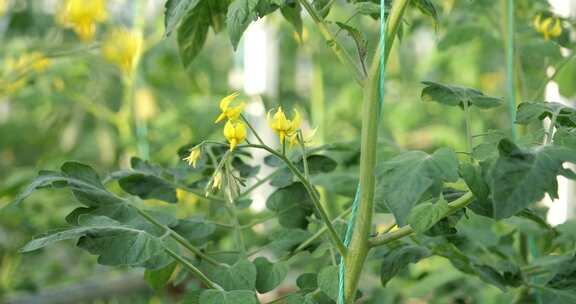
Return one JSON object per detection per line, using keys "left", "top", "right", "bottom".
{"left": 3, "top": 0, "right": 576, "bottom": 303}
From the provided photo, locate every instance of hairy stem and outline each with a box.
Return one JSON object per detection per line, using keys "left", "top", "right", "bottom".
{"left": 164, "top": 248, "right": 223, "bottom": 290}
{"left": 135, "top": 207, "right": 226, "bottom": 267}
{"left": 241, "top": 114, "right": 266, "bottom": 146}
{"left": 342, "top": 0, "right": 411, "bottom": 302}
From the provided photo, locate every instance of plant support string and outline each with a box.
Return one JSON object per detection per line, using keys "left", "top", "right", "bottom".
{"left": 337, "top": 0, "right": 386, "bottom": 302}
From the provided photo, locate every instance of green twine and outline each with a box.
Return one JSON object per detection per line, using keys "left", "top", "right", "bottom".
{"left": 337, "top": 1, "right": 386, "bottom": 303}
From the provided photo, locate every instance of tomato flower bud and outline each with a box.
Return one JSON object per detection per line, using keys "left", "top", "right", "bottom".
{"left": 183, "top": 147, "right": 202, "bottom": 168}
{"left": 223, "top": 120, "right": 247, "bottom": 151}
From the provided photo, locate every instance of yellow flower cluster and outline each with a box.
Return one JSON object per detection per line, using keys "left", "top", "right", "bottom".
{"left": 1, "top": 52, "right": 51, "bottom": 95}
{"left": 183, "top": 92, "right": 312, "bottom": 171}
{"left": 101, "top": 28, "right": 143, "bottom": 75}
{"left": 56, "top": 0, "right": 107, "bottom": 41}
{"left": 533, "top": 14, "right": 562, "bottom": 41}
{"left": 214, "top": 92, "right": 247, "bottom": 151}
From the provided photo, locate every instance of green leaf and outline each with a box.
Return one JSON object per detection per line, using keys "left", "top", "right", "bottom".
{"left": 313, "top": 0, "right": 332, "bottom": 18}
{"left": 227, "top": 0, "right": 260, "bottom": 50}
{"left": 113, "top": 158, "right": 177, "bottom": 203}
{"left": 164, "top": 0, "right": 201, "bottom": 36}
{"left": 489, "top": 139, "right": 576, "bottom": 219}
{"left": 471, "top": 264, "right": 509, "bottom": 292}
{"left": 407, "top": 196, "right": 450, "bottom": 233}
{"left": 269, "top": 167, "right": 294, "bottom": 187}
{"left": 421, "top": 81, "right": 503, "bottom": 109}
{"left": 377, "top": 148, "right": 459, "bottom": 225}
{"left": 539, "top": 288, "right": 576, "bottom": 304}
{"left": 254, "top": 257, "right": 289, "bottom": 293}
{"left": 516, "top": 102, "right": 576, "bottom": 127}
{"left": 380, "top": 245, "right": 430, "bottom": 286}
{"left": 281, "top": 2, "right": 303, "bottom": 37}
{"left": 354, "top": 2, "right": 381, "bottom": 15}
{"left": 335, "top": 22, "right": 368, "bottom": 65}
{"left": 22, "top": 215, "right": 172, "bottom": 269}
{"left": 547, "top": 255, "right": 576, "bottom": 290}
{"left": 268, "top": 228, "right": 312, "bottom": 254}
{"left": 431, "top": 243, "right": 509, "bottom": 291}
{"left": 201, "top": 259, "right": 257, "bottom": 291}
{"left": 264, "top": 155, "right": 284, "bottom": 167}
{"left": 65, "top": 204, "right": 176, "bottom": 237}
{"left": 144, "top": 262, "right": 177, "bottom": 290}
{"left": 318, "top": 266, "right": 339, "bottom": 301}
{"left": 199, "top": 289, "right": 259, "bottom": 304}
{"left": 296, "top": 273, "right": 318, "bottom": 292}
{"left": 554, "top": 127, "right": 576, "bottom": 150}
{"left": 177, "top": 3, "right": 211, "bottom": 69}
{"left": 118, "top": 173, "right": 177, "bottom": 203}
{"left": 297, "top": 154, "right": 338, "bottom": 175}
{"left": 173, "top": 217, "right": 216, "bottom": 246}
{"left": 11, "top": 162, "right": 122, "bottom": 208}
{"left": 412, "top": 0, "right": 439, "bottom": 27}
{"left": 266, "top": 183, "right": 314, "bottom": 228}
{"left": 459, "top": 162, "right": 494, "bottom": 217}
{"left": 311, "top": 172, "right": 358, "bottom": 198}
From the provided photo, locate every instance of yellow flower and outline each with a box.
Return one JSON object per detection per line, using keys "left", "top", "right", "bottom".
{"left": 267, "top": 107, "right": 301, "bottom": 144}
{"left": 101, "top": 28, "right": 143, "bottom": 74}
{"left": 211, "top": 171, "right": 223, "bottom": 191}
{"left": 288, "top": 127, "right": 316, "bottom": 149}
{"left": 214, "top": 92, "right": 245, "bottom": 123}
{"left": 57, "top": 0, "right": 107, "bottom": 41}
{"left": 533, "top": 14, "right": 562, "bottom": 40}
{"left": 223, "top": 120, "right": 247, "bottom": 151}
{"left": 183, "top": 147, "right": 201, "bottom": 168}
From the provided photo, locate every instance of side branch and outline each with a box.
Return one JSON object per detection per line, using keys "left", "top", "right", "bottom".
{"left": 368, "top": 191, "right": 475, "bottom": 247}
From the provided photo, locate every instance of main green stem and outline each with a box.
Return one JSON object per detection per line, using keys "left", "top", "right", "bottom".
{"left": 342, "top": 0, "right": 410, "bottom": 302}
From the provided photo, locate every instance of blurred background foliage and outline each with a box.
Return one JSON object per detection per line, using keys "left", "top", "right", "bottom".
{"left": 0, "top": 0, "right": 575, "bottom": 303}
